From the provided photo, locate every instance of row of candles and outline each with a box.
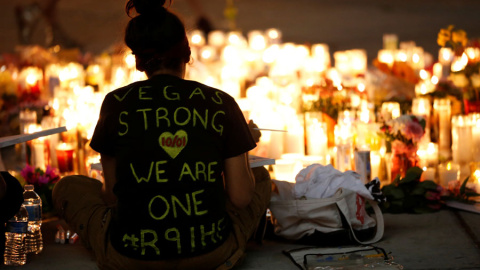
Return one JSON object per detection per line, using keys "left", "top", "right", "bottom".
{"left": 6, "top": 29, "right": 480, "bottom": 191}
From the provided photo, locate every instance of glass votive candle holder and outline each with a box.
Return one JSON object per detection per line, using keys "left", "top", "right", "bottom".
{"left": 438, "top": 162, "right": 460, "bottom": 187}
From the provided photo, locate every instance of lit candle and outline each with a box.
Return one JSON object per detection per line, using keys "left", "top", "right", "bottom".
{"left": 311, "top": 43, "right": 330, "bottom": 69}
{"left": 199, "top": 46, "right": 216, "bottom": 63}
{"left": 335, "top": 124, "right": 353, "bottom": 172}
{"left": 265, "top": 28, "right": 282, "bottom": 45}
{"left": 284, "top": 115, "right": 305, "bottom": 155}
{"left": 451, "top": 115, "right": 473, "bottom": 166}
{"left": 411, "top": 47, "right": 425, "bottom": 70}
{"left": 412, "top": 97, "right": 431, "bottom": 144}
{"left": 273, "top": 158, "right": 297, "bottom": 182}
{"left": 56, "top": 143, "right": 75, "bottom": 173}
{"left": 378, "top": 49, "right": 395, "bottom": 68}
{"left": 421, "top": 167, "right": 436, "bottom": 182}
{"left": 305, "top": 112, "right": 328, "bottom": 159}
{"left": 383, "top": 34, "right": 398, "bottom": 50}
{"left": 471, "top": 113, "right": 480, "bottom": 162}
{"left": 32, "top": 138, "right": 46, "bottom": 170}
{"left": 426, "top": 142, "right": 439, "bottom": 167}
{"left": 451, "top": 53, "right": 468, "bottom": 72}
{"left": 433, "top": 98, "right": 451, "bottom": 159}
{"left": 438, "top": 47, "right": 453, "bottom": 79}
{"left": 381, "top": 102, "right": 400, "bottom": 121}
{"left": 370, "top": 151, "right": 382, "bottom": 180}
{"left": 189, "top": 30, "right": 205, "bottom": 46}
{"left": 208, "top": 30, "right": 226, "bottom": 47}
{"left": 465, "top": 47, "right": 480, "bottom": 62}
{"left": 432, "top": 62, "right": 443, "bottom": 79}
{"left": 438, "top": 162, "right": 459, "bottom": 187}
{"left": 470, "top": 162, "right": 480, "bottom": 193}
{"left": 248, "top": 30, "right": 266, "bottom": 51}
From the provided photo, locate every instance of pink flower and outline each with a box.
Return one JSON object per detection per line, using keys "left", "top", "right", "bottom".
{"left": 44, "top": 165, "right": 60, "bottom": 184}
{"left": 425, "top": 190, "right": 441, "bottom": 201}
{"left": 38, "top": 175, "right": 50, "bottom": 186}
{"left": 21, "top": 164, "right": 37, "bottom": 185}
{"left": 405, "top": 120, "right": 425, "bottom": 142}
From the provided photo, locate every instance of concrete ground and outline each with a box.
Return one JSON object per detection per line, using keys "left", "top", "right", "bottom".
{"left": 2, "top": 208, "right": 480, "bottom": 269}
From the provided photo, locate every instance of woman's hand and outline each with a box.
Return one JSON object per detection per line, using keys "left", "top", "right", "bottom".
{"left": 248, "top": 120, "right": 261, "bottom": 143}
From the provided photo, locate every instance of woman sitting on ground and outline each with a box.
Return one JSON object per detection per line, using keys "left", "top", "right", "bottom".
{"left": 53, "top": 0, "right": 271, "bottom": 269}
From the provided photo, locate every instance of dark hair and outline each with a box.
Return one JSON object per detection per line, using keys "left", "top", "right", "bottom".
{"left": 124, "top": 0, "right": 191, "bottom": 76}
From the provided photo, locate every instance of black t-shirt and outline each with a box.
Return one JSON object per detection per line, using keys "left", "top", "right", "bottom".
{"left": 90, "top": 74, "right": 256, "bottom": 260}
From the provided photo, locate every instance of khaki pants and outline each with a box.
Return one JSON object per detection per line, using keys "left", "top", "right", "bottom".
{"left": 52, "top": 167, "right": 271, "bottom": 270}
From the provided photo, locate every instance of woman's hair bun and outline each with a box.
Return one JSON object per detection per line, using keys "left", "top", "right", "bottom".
{"left": 126, "top": 0, "right": 168, "bottom": 17}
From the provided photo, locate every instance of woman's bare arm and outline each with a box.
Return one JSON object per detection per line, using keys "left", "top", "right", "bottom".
{"left": 100, "top": 154, "right": 117, "bottom": 206}
{"left": 224, "top": 152, "right": 255, "bottom": 209}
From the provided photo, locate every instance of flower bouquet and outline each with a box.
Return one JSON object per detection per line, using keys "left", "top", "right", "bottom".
{"left": 20, "top": 164, "right": 61, "bottom": 215}
{"left": 381, "top": 167, "right": 443, "bottom": 214}
{"left": 437, "top": 25, "right": 480, "bottom": 113}
{"left": 379, "top": 115, "right": 426, "bottom": 181}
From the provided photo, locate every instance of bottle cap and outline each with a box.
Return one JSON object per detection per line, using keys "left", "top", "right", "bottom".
{"left": 24, "top": 185, "right": 34, "bottom": 191}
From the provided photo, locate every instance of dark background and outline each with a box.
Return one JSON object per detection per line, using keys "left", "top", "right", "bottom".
{"left": 2, "top": 0, "right": 480, "bottom": 63}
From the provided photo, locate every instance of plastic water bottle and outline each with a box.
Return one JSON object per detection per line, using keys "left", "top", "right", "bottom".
{"left": 23, "top": 184, "right": 43, "bottom": 254}
{"left": 4, "top": 205, "right": 28, "bottom": 266}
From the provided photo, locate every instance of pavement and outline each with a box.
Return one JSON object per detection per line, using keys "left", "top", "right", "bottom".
{"left": 2, "top": 207, "right": 480, "bottom": 270}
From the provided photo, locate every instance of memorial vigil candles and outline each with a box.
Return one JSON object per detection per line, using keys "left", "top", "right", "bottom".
{"left": 56, "top": 143, "right": 75, "bottom": 173}
{"left": 451, "top": 115, "right": 473, "bottom": 166}
{"left": 471, "top": 113, "right": 480, "bottom": 162}
{"left": 438, "top": 162, "right": 459, "bottom": 187}
{"left": 412, "top": 97, "right": 431, "bottom": 143}
{"left": 433, "top": 98, "right": 451, "bottom": 159}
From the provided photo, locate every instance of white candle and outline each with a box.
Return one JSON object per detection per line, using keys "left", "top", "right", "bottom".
{"left": 189, "top": 30, "right": 205, "bottom": 46}
{"left": 438, "top": 47, "right": 453, "bottom": 79}
{"left": 311, "top": 43, "right": 330, "bottom": 69}
{"left": 452, "top": 115, "right": 473, "bottom": 166}
{"left": 378, "top": 49, "right": 395, "bottom": 68}
{"left": 248, "top": 30, "right": 266, "bottom": 51}
{"left": 426, "top": 142, "right": 439, "bottom": 167}
{"left": 273, "top": 159, "right": 296, "bottom": 182}
{"left": 32, "top": 139, "right": 46, "bottom": 170}
{"left": 285, "top": 125, "right": 305, "bottom": 155}
{"left": 421, "top": 167, "right": 436, "bottom": 182}
{"left": 433, "top": 98, "right": 451, "bottom": 159}
{"left": 305, "top": 113, "right": 328, "bottom": 158}
{"left": 370, "top": 151, "right": 382, "bottom": 181}
{"left": 208, "top": 30, "right": 226, "bottom": 47}
{"left": 412, "top": 97, "right": 431, "bottom": 143}
{"left": 265, "top": 28, "right": 282, "bottom": 45}
{"left": 383, "top": 34, "right": 398, "bottom": 50}
{"left": 471, "top": 113, "right": 480, "bottom": 162}
{"left": 438, "top": 162, "right": 459, "bottom": 187}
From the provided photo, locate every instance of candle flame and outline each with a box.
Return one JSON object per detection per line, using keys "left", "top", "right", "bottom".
{"left": 419, "top": 69, "right": 429, "bottom": 80}
{"left": 26, "top": 73, "right": 38, "bottom": 86}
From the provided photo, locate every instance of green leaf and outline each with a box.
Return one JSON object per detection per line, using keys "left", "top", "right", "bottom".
{"left": 411, "top": 186, "right": 426, "bottom": 196}
{"left": 417, "top": 180, "right": 439, "bottom": 190}
{"left": 401, "top": 167, "right": 423, "bottom": 184}
{"left": 460, "top": 176, "right": 469, "bottom": 195}
{"left": 382, "top": 185, "right": 405, "bottom": 199}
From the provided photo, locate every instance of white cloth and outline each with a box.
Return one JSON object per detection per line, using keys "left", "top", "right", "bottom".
{"left": 293, "top": 164, "right": 374, "bottom": 200}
